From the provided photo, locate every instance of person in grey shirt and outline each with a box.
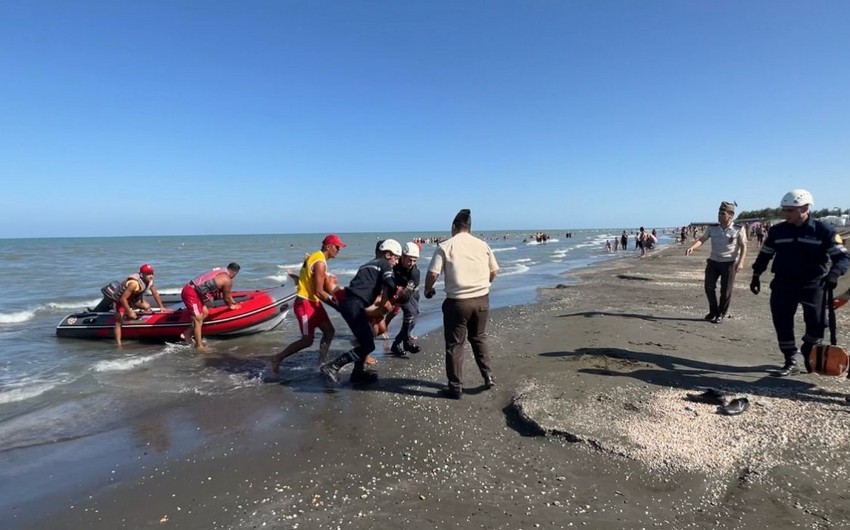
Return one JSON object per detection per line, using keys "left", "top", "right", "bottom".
{"left": 424, "top": 209, "right": 499, "bottom": 399}
{"left": 686, "top": 201, "right": 748, "bottom": 324}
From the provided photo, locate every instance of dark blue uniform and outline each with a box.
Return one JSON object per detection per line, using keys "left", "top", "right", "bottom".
{"left": 339, "top": 258, "right": 396, "bottom": 364}
{"left": 322, "top": 257, "right": 396, "bottom": 382}
{"left": 752, "top": 217, "right": 849, "bottom": 366}
{"left": 390, "top": 263, "right": 421, "bottom": 351}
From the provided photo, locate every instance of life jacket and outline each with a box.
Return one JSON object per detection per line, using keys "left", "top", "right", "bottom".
{"left": 101, "top": 273, "right": 151, "bottom": 302}
{"left": 191, "top": 268, "right": 225, "bottom": 298}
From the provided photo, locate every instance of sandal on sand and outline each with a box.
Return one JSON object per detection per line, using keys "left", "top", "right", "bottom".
{"left": 686, "top": 388, "right": 728, "bottom": 406}
{"left": 718, "top": 397, "right": 750, "bottom": 416}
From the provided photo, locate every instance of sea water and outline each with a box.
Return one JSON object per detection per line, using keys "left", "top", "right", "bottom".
{"left": 0, "top": 230, "right": 669, "bottom": 453}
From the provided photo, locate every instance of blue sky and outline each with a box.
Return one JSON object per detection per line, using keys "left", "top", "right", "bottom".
{"left": 1, "top": 1, "right": 848, "bottom": 238}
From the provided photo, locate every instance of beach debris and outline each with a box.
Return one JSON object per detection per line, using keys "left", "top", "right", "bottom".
{"left": 718, "top": 397, "right": 750, "bottom": 416}
{"left": 685, "top": 388, "right": 729, "bottom": 406}
{"left": 160, "top": 514, "right": 169, "bottom": 524}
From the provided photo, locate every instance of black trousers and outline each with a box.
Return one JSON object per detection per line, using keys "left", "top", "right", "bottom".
{"left": 337, "top": 293, "right": 373, "bottom": 372}
{"left": 769, "top": 280, "right": 824, "bottom": 364}
{"left": 393, "top": 292, "right": 420, "bottom": 346}
{"left": 704, "top": 259, "right": 737, "bottom": 317}
{"left": 442, "top": 294, "right": 492, "bottom": 391}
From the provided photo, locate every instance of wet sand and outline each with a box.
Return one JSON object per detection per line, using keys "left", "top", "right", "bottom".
{"left": 14, "top": 243, "right": 850, "bottom": 529}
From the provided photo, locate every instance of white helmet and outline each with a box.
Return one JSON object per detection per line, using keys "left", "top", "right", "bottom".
{"left": 379, "top": 239, "right": 403, "bottom": 257}
{"left": 402, "top": 242, "right": 420, "bottom": 258}
{"left": 780, "top": 189, "right": 813, "bottom": 207}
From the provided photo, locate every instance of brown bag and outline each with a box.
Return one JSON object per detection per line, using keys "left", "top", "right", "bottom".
{"left": 807, "top": 344, "right": 849, "bottom": 376}
{"left": 806, "top": 288, "right": 849, "bottom": 376}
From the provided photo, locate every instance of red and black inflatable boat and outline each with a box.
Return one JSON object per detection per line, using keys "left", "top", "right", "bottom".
{"left": 55, "top": 286, "right": 295, "bottom": 342}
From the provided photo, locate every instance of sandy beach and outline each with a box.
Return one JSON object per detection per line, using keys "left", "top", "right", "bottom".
{"left": 14, "top": 242, "right": 850, "bottom": 530}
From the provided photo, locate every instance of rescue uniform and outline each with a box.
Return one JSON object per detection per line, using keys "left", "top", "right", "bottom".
{"left": 327, "top": 257, "right": 396, "bottom": 377}
{"left": 293, "top": 250, "right": 332, "bottom": 337}
{"left": 181, "top": 268, "right": 226, "bottom": 317}
{"left": 390, "top": 263, "right": 421, "bottom": 351}
{"left": 752, "top": 217, "right": 849, "bottom": 367}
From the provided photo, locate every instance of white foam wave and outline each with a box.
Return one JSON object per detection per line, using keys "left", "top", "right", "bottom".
{"left": 158, "top": 287, "right": 182, "bottom": 295}
{"left": 0, "top": 383, "right": 56, "bottom": 404}
{"left": 500, "top": 263, "right": 530, "bottom": 277}
{"left": 0, "top": 310, "right": 37, "bottom": 324}
{"left": 46, "top": 299, "right": 103, "bottom": 310}
{"left": 266, "top": 274, "right": 289, "bottom": 283}
{"left": 513, "top": 258, "right": 532, "bottom": 263}
{"left": 334, "top": 268, "right": 359, "bottom": 276}
{"left": 493, "top": 247, "right": 517, "bottom": 252}
{"left": 277, "top": 262, "right": 305, "bottom": 270}
{"left": 93, "top": 352, "right": 167, "bottom": 372}
{"left": 162, "top": 341, "right": 192, "bottom": 353}
{"left": 573, "top": 242, "right": 601, "bottom": 250}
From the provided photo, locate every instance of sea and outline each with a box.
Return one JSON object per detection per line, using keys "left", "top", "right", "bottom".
{"left": 0, "top": 230, "right": 670, "bottom": 461}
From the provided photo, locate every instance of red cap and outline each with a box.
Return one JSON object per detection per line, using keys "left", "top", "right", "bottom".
{"left": 139, "top": 264, "right": 154, "bottom": 275}
{"left": 322, "top": 234, "right": 346, "bottom": 248}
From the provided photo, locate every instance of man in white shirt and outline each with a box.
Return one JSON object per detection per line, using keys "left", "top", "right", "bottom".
{"left": 424, "top": 209, "right": 499, "bottom": 399}
{"left": 686, "top": 201, "right": 748, "bottom": 324}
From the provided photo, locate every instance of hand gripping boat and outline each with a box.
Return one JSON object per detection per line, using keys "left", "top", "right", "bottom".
{"left": 56, "top": 286, "right": 296, "bottom": 342}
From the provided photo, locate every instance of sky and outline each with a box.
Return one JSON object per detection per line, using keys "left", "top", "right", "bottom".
{"left": 1, "top": 1, "right": 849, "bottom": 238}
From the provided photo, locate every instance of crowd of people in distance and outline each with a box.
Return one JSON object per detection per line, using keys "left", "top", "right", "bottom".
{"left": 603, "top": 228, "right": 658, "bottom": 257}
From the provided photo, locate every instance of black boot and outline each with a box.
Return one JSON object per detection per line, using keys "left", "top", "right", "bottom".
{"left": 772, "top": 351, "right": 800, "bottom": 377}
{"left": 390, "top": 342, "right": 407, "bottom": 356}
{"left": 320, "top": 350, "right": 357, "bottom": 384}
{"left": 403, "top": 341, "right": 421, "bottom": 354}
{"left": 773, "top": 363, "right": 800, "bottom": 377}
{"left": 350, "top": 361, "right": 379, "bottom": 384}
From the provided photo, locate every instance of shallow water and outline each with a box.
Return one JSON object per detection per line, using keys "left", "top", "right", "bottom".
{"left": 0, "top": 230, "right": 667, "bottom": 452}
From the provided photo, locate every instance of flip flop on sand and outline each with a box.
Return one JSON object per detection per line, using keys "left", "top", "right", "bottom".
{"left": 718, "top": 397, "right": 750, "bottom": 416}
{"left": 685, "top": 388, "right": 728, "bottom": 406}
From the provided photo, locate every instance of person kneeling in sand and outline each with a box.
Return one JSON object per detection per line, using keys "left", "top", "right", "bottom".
{"left": 180, "top": 263, "right": 241, "bottom": 351}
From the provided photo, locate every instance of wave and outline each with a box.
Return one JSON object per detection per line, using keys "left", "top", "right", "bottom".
{"left": 0, "top": 382, "right": 57, "bottom": 405}
{"left": 93, "top": 352, "right": 168, "bottom": 372}
{"left": 1, "top": 295, "right": 112, "bottom": 324}
{"left": 500, "top": 263, "right": 530, "bottom": 277}
{"left": 46, "top": 299, "right": 104, "bottom": 311}
{"left": 333, "top": 268, "right": 359, "bottom": 276}
{"left": 493, "top": 247, "right": 517, "bottom": 253}
{"left": 0, "top": 310, "right": 38, "bottom": 324}
{"left": 265, "top": 274, "right": 290, "bottom": 284}
{"left": 277, "top": 262, "right": 306, "bottom": 270}
{"left": 512, "top": 258, "right": 532, "bottom": 263}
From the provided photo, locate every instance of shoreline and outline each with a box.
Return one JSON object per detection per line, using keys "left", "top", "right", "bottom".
{"left": 10, "top": 243, "right": 850, "bottom": 529}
